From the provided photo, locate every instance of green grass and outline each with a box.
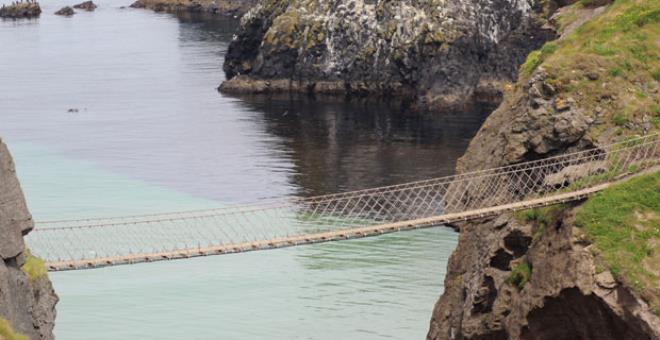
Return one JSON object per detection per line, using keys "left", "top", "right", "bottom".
{"left": 21, "top": 250, "right": 48, "bottom": 282}
{"left": 508, "top": 261, "right": 532, "bottom": 289}
{"left": 0, "top": 319, "right": 27, "bottom": 340}
{"left": 518, "top": 0, "right": 660, "bottom": 139}
{"left": 515, "top": 204, "right": 567, "bottom": 228}
{"left": 575, "top": 171, "right": 660, "bottom": 315}
{"left": 521, "top": 42, "right": 558, "bottom": 75}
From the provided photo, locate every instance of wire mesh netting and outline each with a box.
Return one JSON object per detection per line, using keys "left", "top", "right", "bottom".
{"left": 27, "top": 134, "right": 659, "bottom": 269}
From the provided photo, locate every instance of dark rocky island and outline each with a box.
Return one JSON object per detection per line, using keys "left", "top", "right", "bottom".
{"left": 130, "top": 0, "right": 256, "bottom": 17}
{"left": 55, "top": 6, "right": 75, "bottom": 16}
{"left": 0, "top": 0, "right": 41, "bottom": 18}
{"left": 220, "top": 0, "right": 560, "bottom": 111}
{"left": 73, "top": 1, "right": 97, "bottom": 11}
{"left": 0, "top": 138, "right": 58, "bottom": 340}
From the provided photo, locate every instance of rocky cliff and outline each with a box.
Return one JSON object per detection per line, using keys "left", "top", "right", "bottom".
{"left": 428, "top": 0, "right": 660, "bottom": 338}
{"left": 130, "top": 0, "right": 256, "bottom": 17}
{"left": 0, "top": 138, "right": 58, "bottom": 340}
{"left": 220, "top": 0, "right": 558, "bottom": 111}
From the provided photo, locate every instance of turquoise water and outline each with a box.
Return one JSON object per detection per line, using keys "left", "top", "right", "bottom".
{"left": 12, "top": 142, "right": 457, "bottom": 339}
{"left": 0, "top": 1, "right": 479, "bottom": 338}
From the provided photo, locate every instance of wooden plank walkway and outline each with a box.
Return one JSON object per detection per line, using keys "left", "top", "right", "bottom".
{"left": 45, "top": 182, "right": 610, "bottom": 271}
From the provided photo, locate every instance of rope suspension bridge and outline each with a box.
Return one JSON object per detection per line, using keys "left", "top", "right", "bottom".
{"left": 27, "top": 134, "right": 659, "bottom": 271}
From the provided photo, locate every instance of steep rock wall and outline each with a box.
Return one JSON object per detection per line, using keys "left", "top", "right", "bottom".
{"left": 427, "top": 0, "right": 660, "bottom": 338}
{"left": 0, "top": 138, "right": 58, "bottom": 340}
{"left": 220, "top": 0, "right": 557, "bottom": 111}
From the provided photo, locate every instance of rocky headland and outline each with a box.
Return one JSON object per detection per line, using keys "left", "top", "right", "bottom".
{"left": 0, "top": 0, "right": 40, "bottom": 18}
{"left": 130, "top": 0, "right": 256, "bottom": 17}
{"left": 0, "top": 138, "right": 58, "bottom": 340}
{"left": 427, "top": 0, "right": 660, "bottom": 338}
{"left": 219, "top": 0, "right": 562, "bottom": 111}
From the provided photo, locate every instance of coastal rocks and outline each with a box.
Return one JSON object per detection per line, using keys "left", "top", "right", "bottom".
{"left": 130, "top": 0, "right": 257, "bottom": 17}
{"left": 220, "top": 0, "right": 559, "bottom": 111}
{"left": 455, "top": 70, "right": 597, "bottom": 174}
{"left": 73, "top": 1, "right": 96, "bottom": 11}
{"left": 0, "top": 0, "right": 41, "bottom": 18}
{"left": 427, "top": 211, "right": 660, "bottom": 339}
{"left": 0, "top": 138, "right": 58, "bottom": 340}
{"left": 55, "top": 6, "right": 75, "bottom": 15}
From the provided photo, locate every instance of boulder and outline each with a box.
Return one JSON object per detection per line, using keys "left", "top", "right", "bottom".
{"left": 73, "top": 0, "right": 96, "bottom": 11}
{"left": 54, "top": 6, "right": 75, "bottom": 15}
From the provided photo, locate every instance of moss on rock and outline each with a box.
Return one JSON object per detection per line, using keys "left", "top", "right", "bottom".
{"left": 0, "top": 319, "right": 27, "bottom": 340}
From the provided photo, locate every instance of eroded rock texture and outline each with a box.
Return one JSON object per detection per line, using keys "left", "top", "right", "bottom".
{"left": 428, "top": 210, "right": 660, "bottom": 340}
{"left": 221, "top": 0, "right": 558, "bottom": 111}
{"left": 0, "top": 138, "right": 58, "bottom": 340}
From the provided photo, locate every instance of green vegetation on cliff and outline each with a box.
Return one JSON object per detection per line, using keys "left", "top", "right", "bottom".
{"left": 522, "top": 0, "right": 659, "bottom": 136}
{"left": 0, "top": 319, "right": 27, "bottom": 340}
{"left": 21, "top": 250, "right": 48, "bottom": 282}
{"left": 575, "top": 171, "right": 660, "bottom": 315}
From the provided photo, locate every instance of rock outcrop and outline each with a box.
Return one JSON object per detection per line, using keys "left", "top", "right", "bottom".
{"left": 130, "top": 0, "right": 256, "bottom": 17}
{"left": 427, "top": 0, "right": 660, "bottom": 338}
{"left": 55, "top": 6, "right": 75, "bottom": 16}
{"left": 0, "top": 0, "right": 41, "bottom": 18}
{"left": 73, "top": 1, "right": 96, "bottom": 11}
{"left": 428, "top": 204, "right": 660, "bottom": 339}
{"left": 0, "top": 138, "right": 58, "bottom": 340}
{"left": 220, "top": 0, "right": 558, "bottom": 111}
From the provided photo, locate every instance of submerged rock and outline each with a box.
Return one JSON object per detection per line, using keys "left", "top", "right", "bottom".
{"left": 130, "top": 0, "right": 256, "bottom": 17}
{"left": 0, "top": 0, "right": 41, "bottom": 18}
{"left": 73, "top": 0, "right": 96, "bottom": 11}
{"left": 220, "top": 0, "right": 558, "bottom": 111}
{"left": 55, "top": 6, "right": 75, "bottom": 16}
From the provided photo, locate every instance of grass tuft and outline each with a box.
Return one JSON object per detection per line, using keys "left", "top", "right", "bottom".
{"left": 21, "top": 250, "right": 48, "bottom": 282}
{"left": 508, "top": 262, "right": 532, "bottom": 289}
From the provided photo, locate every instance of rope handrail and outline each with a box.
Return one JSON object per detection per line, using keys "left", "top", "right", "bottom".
{"left": 35, "top": 134, "right": 658, "bottom": 226}
{"left": 26, "top": 133, "right": 659, "bottom": 270}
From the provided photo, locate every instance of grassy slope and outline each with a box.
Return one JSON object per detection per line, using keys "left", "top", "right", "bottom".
{"left": 575, "top": 171, "right": 660, "bottom": 315}
{"left": 522, "top": 0, "right": 659, "bottom": 136}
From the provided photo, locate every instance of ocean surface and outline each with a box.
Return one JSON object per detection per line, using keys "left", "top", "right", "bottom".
{"left": 0, "top": 1, "right": 489, "bottom": 338}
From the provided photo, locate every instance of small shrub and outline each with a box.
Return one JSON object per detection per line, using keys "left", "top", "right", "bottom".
{"left": 613, "top": 114, "right": 628, "bottom": 126}
{"left": 21, "top": 250, "right": 47, "bottom": 282}
{"left": 508, "top": 262, "right": 532, "bottom": 289}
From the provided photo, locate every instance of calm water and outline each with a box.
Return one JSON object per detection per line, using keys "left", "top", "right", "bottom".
{"left": 1, "top": 1, "right": 489, "bottom": 338}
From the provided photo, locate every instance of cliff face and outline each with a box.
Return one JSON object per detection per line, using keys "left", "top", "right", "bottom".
{"left": 428, "top": 201, "right": 660, "bottom": 339}
{"left": 0, "top": 138, "right": 58, "bottom": 340}
{"left": 428, "top": 0, "right": 660, "bottom": 338}
{"left": 220, "top": 0, "right": 557, "bottom": 111}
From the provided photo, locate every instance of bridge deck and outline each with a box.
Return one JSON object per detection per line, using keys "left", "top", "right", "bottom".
{"left": 45, "top": 182, "right": 609, "bottom": 271}
{"left": 33, "top": 135, "right": 658, "bottom": 272}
